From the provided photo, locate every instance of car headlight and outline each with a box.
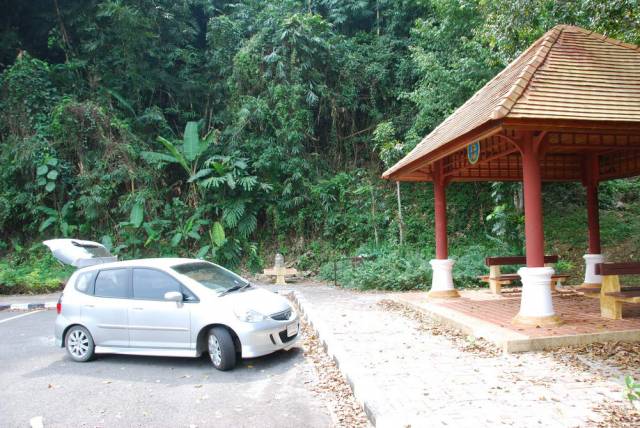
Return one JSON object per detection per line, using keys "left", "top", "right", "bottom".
{"left": 234, "top": 308, "right": 267, "bottom": 323}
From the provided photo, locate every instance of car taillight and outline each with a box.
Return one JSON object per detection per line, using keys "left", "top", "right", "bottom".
{"left": 56, "top": 296, "right": 62, "bottom": 314}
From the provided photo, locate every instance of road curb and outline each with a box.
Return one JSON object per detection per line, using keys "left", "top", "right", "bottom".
{"left": 287, "top": 290, "right": 382, "bottom": 427}
{"left": 0, "top": 302, "right": 56, "bottom": 311}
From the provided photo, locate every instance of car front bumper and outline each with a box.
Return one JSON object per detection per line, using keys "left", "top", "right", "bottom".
{"left": 236, "top": 316, "right": 300, "bottom": 358}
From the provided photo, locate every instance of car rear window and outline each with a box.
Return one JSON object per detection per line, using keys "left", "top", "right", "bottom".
{"left": 133, "top": 269, "right": 181, "bottom": 300}
{"left": 94, "top": 269, "right": 129, "bottom": 298}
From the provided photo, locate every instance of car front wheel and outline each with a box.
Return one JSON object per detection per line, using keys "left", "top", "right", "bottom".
{"left": 65, "top": 325, "right": 95, "bottom": 362}
{"left": 208, "top": 327, "right": 236, "bottom": 371}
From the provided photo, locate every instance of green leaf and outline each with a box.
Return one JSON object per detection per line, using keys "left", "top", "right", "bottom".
{"left": 130, "top": 202, "right": 144, "bottom": 228}
{"left": 37, "top": 177, "right": 47, "bottom": 186}
{"left": 38, "top": 217, "right": 56, "bottom": 233}
{"left": 46, "top": 158, "right": 58, "bottom": 167}
{"left": 105, "top": 87, "right": 136, "bottom": 116}
{"left": 157, "top": 136, "right": 190, "bottom": 174}
{"left": 47, "top": 170, "right": 59, "bottom": 180}
{"left": 140, "top": 151, "right": 180, "bottom": 166}
{"left": 182, "top": 121, "right": 200, "bottom": 162}
{"left": 196, "top": 245, "right": 210, "bottom": 259}
{"left": 170, "top": 232, "right": 183, "bottom": 247}
{"left": 187, "top": 168, "right": 212, "bottom": 183}
{"left": 37, "top": 205, "right": 57, "bottom": 216}
{"left": 37, "top": 165, "right": 48, "bottom": 176}
{"left": 45, "top": 181, "right": 56, "bottom": 192}
{"left": 211, "top": 222, "right": 225, "bottom": 247}
{"left": 101, "top": 235, "right": 113, "bottom": 252}
{"left": 187, "top": 230, "right": 201, "bottom": 240}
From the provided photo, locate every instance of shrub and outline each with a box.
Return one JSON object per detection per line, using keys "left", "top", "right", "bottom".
{"left": 320, "top": 249, "right": 432, "bottom": 291}
{"left": 0, "top": 244, "right": 72, "bottom": 294}
{"left": 453, "top": 245, "right": 489, "bottom": 288}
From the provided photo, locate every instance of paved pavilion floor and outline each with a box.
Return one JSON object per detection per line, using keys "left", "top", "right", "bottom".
{"left": 397, "top": 288, "right": 640, "bottom": 352}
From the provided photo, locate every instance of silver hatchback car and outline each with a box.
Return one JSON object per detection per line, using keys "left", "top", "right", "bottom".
{"left": 45, "top": 239, "right": 299, "bottom": 371}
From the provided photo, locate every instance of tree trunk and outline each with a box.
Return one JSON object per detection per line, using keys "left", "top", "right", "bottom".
{"left": 370, "top": 185, "right": 379, "bottom": 247}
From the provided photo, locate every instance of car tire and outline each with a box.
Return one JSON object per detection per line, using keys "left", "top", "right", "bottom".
{"left": 208, "top": 327, "right": 236, "bottom": 371}
{"left": 65, "top": 325, "right": 95, "bottom": 362}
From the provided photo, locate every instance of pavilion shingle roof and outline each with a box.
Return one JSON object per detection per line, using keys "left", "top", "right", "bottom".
{"left": 383, "top": 25, "right": 640, "bottom": 179}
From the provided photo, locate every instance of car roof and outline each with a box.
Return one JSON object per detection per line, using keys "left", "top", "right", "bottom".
{"left": 76, "top": 258, "right": 205, "bottom": 272}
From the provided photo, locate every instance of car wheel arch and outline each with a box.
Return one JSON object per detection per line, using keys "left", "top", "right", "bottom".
{"left": 196, "top": 324, "right": 241, "bottom": 355}
{"left": 62, "top": 323, "right": 89, "bottom": 348}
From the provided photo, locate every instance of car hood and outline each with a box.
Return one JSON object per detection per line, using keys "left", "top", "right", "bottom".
{"left": 222, "top": 287, "right": 291, "bottom": 316}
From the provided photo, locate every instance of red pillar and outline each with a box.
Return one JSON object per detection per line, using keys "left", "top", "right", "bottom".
{"left": 521, "top": 133, "right": 545, "bottom": 267}
{"left": 433, "top": 161, "right": 448, "bottom": 260}
{"left": 585, "top": 155, "right": 601, "bottom": 254}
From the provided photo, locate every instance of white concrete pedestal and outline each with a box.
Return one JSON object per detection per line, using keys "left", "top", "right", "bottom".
{"left": 513, "top": 266, "right": 562, "bottom": 326}
{"left": 580, "top": 254, "right": 604, "bottom": 289}
{"left": 428, "top": 259, "right": 459, "bottom": 298}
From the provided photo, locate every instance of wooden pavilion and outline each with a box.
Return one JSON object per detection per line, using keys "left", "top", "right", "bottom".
{"left": 383, "top": 25, "right": 640, "bottom": 326}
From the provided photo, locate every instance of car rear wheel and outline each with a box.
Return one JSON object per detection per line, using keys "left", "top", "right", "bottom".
{"left": 208, "top": 327, "right": 236, "bottom": 371}
{"left": 65, "top": 325, "right": 95, "bottom": 362}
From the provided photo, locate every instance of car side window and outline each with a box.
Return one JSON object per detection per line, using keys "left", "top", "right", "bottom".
{"left": 94, "top": 269, "right": 130, "bottom": 298}
{"left": 75, "top": 271, "right": 95, "bottom": 295}
{"left": 133, "top": 269, "right": 182, "bottom": 301}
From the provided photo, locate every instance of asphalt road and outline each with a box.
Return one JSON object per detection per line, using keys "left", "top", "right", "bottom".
{"left": 0, "top": 310, "right": 332, "bottom": 428}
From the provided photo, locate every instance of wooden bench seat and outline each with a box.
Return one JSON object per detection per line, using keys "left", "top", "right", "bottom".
{"left": 604, "top": 291, "right": 640, "bottom": 303}
{"left": 479, "top": 274, "right": 570, "bottom": 291}
{"left": 480, "top": 255, "right": 569, "bottom": 295}
{"left": 596, "top": 262, "right": 640, "bottom": 319}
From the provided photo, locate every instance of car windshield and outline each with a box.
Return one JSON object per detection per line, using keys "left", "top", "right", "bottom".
{"left": 172, "top": 262, "right": 248, "bottom": 293}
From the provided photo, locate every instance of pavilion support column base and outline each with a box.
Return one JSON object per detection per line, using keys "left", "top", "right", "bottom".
{"left": 512, "top": 267, "right": 563, "bottom": 326}
{"left": 428, "top": 259, "right": 459, "bottom": 299}
{"left": 578, "top": 254, "right": 604, "bottom": 291}
{"left": 512, "top": 313, "right": 563, "bottom": 327}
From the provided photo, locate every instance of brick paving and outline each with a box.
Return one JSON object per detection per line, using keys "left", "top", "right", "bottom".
{"left": 269, "top": 282, "right": 635, "bottom": 427}
{"left": 436, "top": 289, "right": 640, "bottom": 337}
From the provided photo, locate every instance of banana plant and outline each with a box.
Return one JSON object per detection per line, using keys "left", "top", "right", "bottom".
{"left": 141, "top": 121, "right": 218, "bottom": 206}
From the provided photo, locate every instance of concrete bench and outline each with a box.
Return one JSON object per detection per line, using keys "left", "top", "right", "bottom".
{"left": 595, "top": 262, "right": 640, "bottom": 319}
{"left": 478, "top": 255, "right": 569, "bottom": 294}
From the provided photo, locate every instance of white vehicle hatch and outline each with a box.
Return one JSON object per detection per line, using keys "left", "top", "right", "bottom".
{"left": 43, "top": 239, "right": 117, "bottom": 268}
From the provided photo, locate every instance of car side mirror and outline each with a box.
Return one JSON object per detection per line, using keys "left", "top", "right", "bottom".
{"left": 164, "top": 291, "right": 183, "bottom": 303}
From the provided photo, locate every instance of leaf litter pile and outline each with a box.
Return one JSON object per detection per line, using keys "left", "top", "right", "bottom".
{"left": 378, "top": 298, "right": 640, "bottom": 427}
{"left": 292, "top": 306, "right": 369, "bottom": 427}
{"left": 547, "top": 341, "right": 640, "bottom": 427}
{"left": 377, "top": 299, "right": 501, "bottom": 357}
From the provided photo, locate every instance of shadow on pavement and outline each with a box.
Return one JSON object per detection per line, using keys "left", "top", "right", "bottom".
{"left": 24, "top": 346, "right": 304, "bottom": 386}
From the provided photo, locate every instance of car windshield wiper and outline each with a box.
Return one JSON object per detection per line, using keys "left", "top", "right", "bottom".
{"left": 218, "top": 282, "right": 250, "bottom": 296}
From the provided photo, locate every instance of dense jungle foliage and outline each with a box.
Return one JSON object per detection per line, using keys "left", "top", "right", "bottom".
{"left": 1, "top": 0, "right": 640, "bottom": 292}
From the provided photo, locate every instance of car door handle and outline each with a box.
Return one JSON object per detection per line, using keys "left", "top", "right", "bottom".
{"left": 84, "top": 304, "right": 95, "bottom": 308}
{"left": 132, "top": 307, "right": 144, "bottom": 310}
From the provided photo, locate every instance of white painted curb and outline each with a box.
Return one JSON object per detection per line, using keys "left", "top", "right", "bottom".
{"left": 0, "top": 302, "right": 57, "bottom": 311}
